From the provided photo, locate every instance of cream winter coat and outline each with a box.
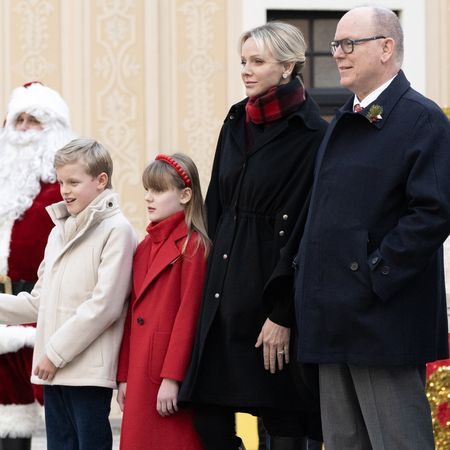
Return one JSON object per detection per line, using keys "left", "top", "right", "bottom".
{"left": 0, "top": 190, "right": 137, "bottom": 388}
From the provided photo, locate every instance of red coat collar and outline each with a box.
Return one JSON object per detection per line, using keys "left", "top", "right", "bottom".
{"left": 146, "top": 210, "right": 186, "bottom": 243}
{"left": 134, "top": 212, "right": 188, "bottom": 303}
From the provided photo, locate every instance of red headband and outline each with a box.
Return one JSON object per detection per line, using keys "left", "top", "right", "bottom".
{"left": 155, "top": 154, "right": 192, "bottom": 187}
{"left": 23, "top": 81, "right": 44, "bottom": 88}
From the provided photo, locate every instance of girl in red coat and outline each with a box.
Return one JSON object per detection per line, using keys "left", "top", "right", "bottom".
{"left": 117, "top": 153, "right": 209, "bottom": 450}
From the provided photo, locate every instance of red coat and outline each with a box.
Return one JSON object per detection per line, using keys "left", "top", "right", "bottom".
{"left": 117, "top": 212, "right": 205, "bottom": 450}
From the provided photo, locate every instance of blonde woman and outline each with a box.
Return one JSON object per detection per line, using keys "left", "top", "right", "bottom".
{"left": 179, "top": 22, "right": 328, "bottom": 450}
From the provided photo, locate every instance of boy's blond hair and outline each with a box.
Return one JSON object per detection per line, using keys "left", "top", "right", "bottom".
{"left": 54, "top": 138, "right": 113, "bottom": 189}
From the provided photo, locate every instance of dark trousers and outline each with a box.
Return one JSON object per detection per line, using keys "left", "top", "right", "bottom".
{"left": 44, "top": 385, "right": 113, "bottom": 450}
{"left": 0, "top": 438, "right": 31, "bottom": 450}
{"left": 194, "top": 404, "right": 306, "bottom": 450}
{"left": 319, "top": 364, "right": 434, "bottom": 450}
{"left": 258, "top": 418, "right": 323, "bottom": 450}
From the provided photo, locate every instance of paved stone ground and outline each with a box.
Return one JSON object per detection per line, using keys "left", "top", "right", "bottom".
{"left": 31, "top": 419, "right": 121, "bottom": 449}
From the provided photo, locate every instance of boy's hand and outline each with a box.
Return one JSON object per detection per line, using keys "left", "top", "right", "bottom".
{"left": 34, "top": 354, "right": 58, "bottom": 381}
{"left": 156, "top": 378, "right": 179, "bottom": 417}
{"left": 117, "top": 382, "right": 127, "bottom": 411}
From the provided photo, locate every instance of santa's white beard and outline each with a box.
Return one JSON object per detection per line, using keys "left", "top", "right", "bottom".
{"left": 0, "top": 124, "right": 75, "bottom": 222}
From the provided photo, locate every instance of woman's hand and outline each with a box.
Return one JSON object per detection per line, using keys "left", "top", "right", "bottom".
{"left": 117, "top": 382, "right": 127, "bottom": 411}
{"left": 157, "top": 378, "right": 179, "bottom": 417}
{"left": 255, "top": 318, "right": 290, "bottom": 374}
{"left": 34, "top": 354, "right": 58, "bottom": 381}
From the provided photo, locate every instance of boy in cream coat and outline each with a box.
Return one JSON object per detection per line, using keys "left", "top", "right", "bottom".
{"left": 0, "top": 138, "right": 137, "bottom": 450}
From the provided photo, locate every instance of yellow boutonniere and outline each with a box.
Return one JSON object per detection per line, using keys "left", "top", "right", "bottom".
{"left": 366, "top": 104, "right": 383, "bottom": 123}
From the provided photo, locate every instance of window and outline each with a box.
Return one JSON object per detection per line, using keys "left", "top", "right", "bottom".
{"left": 267, "top": 10, "right": 351, "bottom": 119}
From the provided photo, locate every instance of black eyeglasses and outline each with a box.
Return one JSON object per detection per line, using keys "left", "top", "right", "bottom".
{"left": 329, "top": 36, "right": 386, "bottom": 55}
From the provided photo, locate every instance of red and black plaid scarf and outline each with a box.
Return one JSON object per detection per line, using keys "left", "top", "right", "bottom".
{"left": 245, "top": 76, "right": 306, "bottom": 125}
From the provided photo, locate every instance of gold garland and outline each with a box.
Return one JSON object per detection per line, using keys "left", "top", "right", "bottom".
{"left": 443, "top": 106, "right": 450, "bottom": 119}
{"left": 427, "top": 366, "right": 450, "bottom": 449}
{"left": 429, "top": 113, "right": 449, "bottom": 449}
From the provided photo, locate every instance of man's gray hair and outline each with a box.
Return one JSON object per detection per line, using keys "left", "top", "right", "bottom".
{"left": 372, "top": 7, "right": 404, "bottom": 65}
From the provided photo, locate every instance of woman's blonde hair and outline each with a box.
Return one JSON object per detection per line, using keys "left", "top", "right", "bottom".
{"left": 239, "top": 21, "right": 307, "bottom": 77}
{"left": 142, "top": 153, "right": 210, "bottom": 256}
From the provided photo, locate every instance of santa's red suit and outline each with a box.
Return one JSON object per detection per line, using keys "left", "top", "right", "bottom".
{"left": 0, "top": 183, "right": 61, "bottom": 435}
{"left": 0, "top": 82, "right": 75, "bottom": 440}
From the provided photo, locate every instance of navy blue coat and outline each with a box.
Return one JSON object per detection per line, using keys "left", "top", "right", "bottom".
{"left": 294, "top": 71, "right": 450, "bottom": 365}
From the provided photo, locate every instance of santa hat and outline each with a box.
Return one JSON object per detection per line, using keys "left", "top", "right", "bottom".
{"left": 5, "top": 81, "right": 71, "bottom": 128}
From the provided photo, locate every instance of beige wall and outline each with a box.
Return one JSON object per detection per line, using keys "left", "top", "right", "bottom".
{"left": 426, "top": 0, "right": 450, "bottom": 106}
{"left": 0, "top": 0, "right": 230, "bottom": 235}
{"left": 426, "top": 0, "right": 450, "bottom": 317}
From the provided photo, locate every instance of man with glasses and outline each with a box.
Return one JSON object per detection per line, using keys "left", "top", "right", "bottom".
{"left": 293, "top": 6, "right": 450, "bottom": 449}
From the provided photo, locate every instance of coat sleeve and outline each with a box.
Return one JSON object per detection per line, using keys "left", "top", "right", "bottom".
{"left": 116, "top": 292, "right": 133, "bottom": 382}
{"left": 0, "top": 258, "right": 45, "bottom": 324}
{"left": 368, "top": 108, "right": 450, "bottom": 300}
{"left": 265, "top": 193, "right": 312, "bottom": 326}
{"left": 45, "top": 223, "right": 137, "bottom": 368}
{"left": 263, "top": 126, "right": 327, "bottom": 327}
{"left": 159, "top": 238, "right": 207, "bottom": 382}
{"left": 205, "top": 127, "right": 225, "bottom": 240}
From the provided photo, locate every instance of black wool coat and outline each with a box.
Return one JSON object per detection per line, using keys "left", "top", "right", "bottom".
{"left": 179, "top": 93, "right": 328, "bottom": 411}
{"left": 294, "top": 71, "right": 450, "bottom": 366}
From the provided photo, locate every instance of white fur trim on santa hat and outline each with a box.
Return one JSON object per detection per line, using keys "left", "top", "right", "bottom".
{"left": 0, "top": 325, "right": 36, "bottom": 355}
{"left": 0, "top": 402, "right": 43, "bottom": 438}
{"left": 6, "top": 83, "right": 71, "bottom": 128}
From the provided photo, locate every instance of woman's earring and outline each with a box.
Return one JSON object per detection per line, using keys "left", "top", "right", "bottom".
{"left": 282, "top": 73, "right": 288, "bottom": 79}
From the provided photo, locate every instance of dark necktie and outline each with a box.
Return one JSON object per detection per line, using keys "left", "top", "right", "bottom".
{"left": 354, "top": 103, "right": 363, "bottom": 113}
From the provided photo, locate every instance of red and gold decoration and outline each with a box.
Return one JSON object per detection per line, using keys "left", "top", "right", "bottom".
{"left": 426, "top": 334, "right": 450, "bottom": 449}
{"left": 442, "top": 106, "right": 450, "bottom": 119}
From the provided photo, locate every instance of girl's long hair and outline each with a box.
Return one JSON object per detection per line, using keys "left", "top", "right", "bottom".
{"left": 142, "top": 153, "right": 210, "bottom": 256}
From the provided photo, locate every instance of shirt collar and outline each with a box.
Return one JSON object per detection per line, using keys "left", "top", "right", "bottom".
{"left": 353, "top": 74, "right": 398, "bottom": 109}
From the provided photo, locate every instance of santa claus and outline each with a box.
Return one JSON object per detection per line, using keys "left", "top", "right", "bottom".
{"left": 0, "top": 82, "right": 76, "bottom": 450}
